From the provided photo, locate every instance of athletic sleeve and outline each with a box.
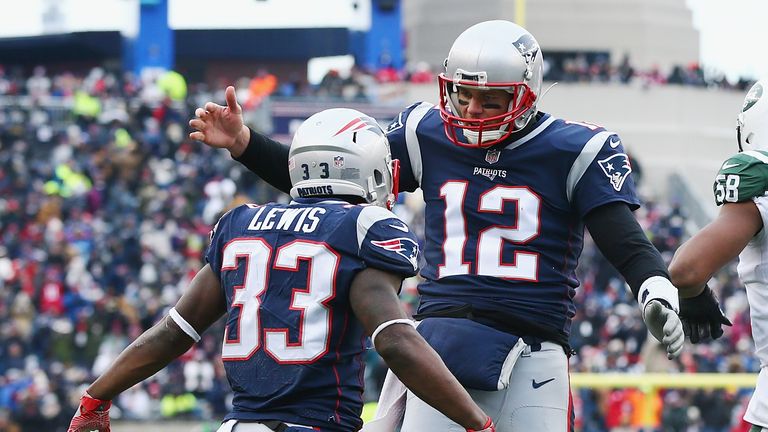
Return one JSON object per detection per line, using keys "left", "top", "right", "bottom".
{"left": 234, "top": 127, "right": 292, "bottom": 194}
{"left": 584, "top": 202, "right": 669, "bottom": 298}
{"left": 713, "top": 150, "right": 768, "bottom": 205}
{"left": 355, "top": 205, "right": 420, "bottom": 277}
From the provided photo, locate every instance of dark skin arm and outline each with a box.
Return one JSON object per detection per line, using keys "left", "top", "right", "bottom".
{"left": 669, "top": 201, "right": 762, "bottom": 297}
{"left": 87, "top": 265, "right": 226, "bottom": 400}
{"left": 349, "top": 267, "right": 489, "bottom": 430}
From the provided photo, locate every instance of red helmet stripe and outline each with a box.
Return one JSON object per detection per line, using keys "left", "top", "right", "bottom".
{"left": 333, "top": 118, "right": 364, "bottom": 136}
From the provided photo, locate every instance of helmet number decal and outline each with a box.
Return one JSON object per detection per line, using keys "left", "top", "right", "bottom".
{"left": 301, "top": 163, "right": 330, "bottom": 180}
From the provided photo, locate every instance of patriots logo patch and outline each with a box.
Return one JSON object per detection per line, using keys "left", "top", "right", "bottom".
{"left": 371, "top": 237, "right": 419, "bottom": 271}
{"left": 513, "top": 33, "right": 540, "bottom": 67}
{"left": 598, "top": 153, "right": 632, "bottom": 191}
{"left": 386, "top": 112, "right": 405, "bottom": 134}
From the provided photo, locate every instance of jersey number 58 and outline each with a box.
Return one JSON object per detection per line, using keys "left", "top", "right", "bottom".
{"left": 715, "top": 174, "right": 740, "bottom": 205}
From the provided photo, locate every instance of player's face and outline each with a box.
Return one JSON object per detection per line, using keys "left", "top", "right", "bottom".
{"left": 455, "top": 87, "right": 513, "bottom": 120}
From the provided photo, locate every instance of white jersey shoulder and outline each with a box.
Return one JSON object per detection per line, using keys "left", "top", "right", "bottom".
{"left": 397, "top": 102, "right": 434, "bottom": 187}
{"left": 355, "top": 205, "right": 403, "bottom": 249}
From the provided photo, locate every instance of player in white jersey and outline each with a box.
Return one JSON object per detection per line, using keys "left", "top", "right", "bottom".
{"left": 669, "top": 80, "right": 768, "bottom": 431}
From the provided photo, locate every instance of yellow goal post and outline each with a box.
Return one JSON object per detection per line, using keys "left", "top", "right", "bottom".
{"left": 569, "top": 373, "right": 756, "bottom": 427}
{"left": 570, "top": 372, "right": 756, "bottom": 389}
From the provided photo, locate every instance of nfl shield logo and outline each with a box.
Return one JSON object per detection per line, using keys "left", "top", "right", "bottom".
{"left": 333, "top": 156, "right": 344, "bottom": 168}
{"left": 485, "top": 149, "right": 500, "bottom": 164}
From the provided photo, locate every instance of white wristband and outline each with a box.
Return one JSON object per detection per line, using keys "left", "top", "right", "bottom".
{"left": 169, "top": 307, "right": 201, "bottom": 342}
{"left": 371, "top": 318, "right": 416, "bottom": 350}
{"left": 637, "top": 276, "right": 680, "bottom": 314}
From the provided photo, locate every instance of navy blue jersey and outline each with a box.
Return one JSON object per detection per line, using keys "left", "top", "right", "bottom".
{"left": 386, "top": 103, "right": 639, "bottom": 341}
{"left": 204, "top": 198, "right": 419, "bottom": 431}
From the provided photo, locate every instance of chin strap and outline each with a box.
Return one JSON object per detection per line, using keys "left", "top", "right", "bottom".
{"left": 539, "top": 81, "right": 558, "bottom": 100}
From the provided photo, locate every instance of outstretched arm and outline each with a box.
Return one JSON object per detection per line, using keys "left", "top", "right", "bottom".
{"left": 349, "top": 268, "right": 492, "bottom": 431}
{"left": 86, "top": 265, "right": 226, "bottom": 399}
{"left": 669, "top": 200, "right": 761, "bottom": 296}
{"left": 668, "top": 201, "right": 759, "bottom": 342}
{"left": 68, "top": 265, "right": 226, "bottom": 431}
{"left": 189, "top": 86, "right": 292, "bottom": 193}
{"left": 585, "top": 202, "right": 684, "bottom": 358}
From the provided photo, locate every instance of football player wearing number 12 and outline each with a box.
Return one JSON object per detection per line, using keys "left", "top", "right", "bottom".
{"left": 188, "top": 21, "right": 696, "bottom": 432}
{"left": 67, "top": 108, "right": 495, "bottom": 432}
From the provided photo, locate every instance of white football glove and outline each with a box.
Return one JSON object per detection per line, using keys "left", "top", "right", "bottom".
{"left": 643, "top": 300, "right": 685, "bottom": 359}
{"left": 638, "top": 277, "right": 685, "bottom": 359}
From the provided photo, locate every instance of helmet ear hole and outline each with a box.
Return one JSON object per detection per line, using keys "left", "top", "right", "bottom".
{"left": 374, "top": 169, "right": 384, "bottom": 186}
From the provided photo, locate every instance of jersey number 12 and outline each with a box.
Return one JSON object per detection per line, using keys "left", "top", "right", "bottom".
{"left": 439, "top": 182, "right": 541, "bottom": 280}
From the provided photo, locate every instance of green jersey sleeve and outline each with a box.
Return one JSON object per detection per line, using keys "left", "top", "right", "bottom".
{"left": 713, "top": 150, "right": 768, "bottom": 206}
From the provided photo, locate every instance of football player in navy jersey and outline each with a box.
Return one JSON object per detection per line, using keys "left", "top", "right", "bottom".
{"left": 67, "top": 108, "right": 495, "bottom": 432}
{"left": 188, "top": 21, "right": 707, "bottom": 432}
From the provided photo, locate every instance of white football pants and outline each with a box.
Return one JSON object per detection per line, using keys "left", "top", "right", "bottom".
{"left": 400, "top": 341, "right": 572, "bottom": 432}
{"left": 745, "top": 367, "right": 768, "bottom": 430}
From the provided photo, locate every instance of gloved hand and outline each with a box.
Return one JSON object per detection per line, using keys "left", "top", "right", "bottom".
{"left": 467, "top": 417, "right": 495, "bottom": 432}
{"left": 643, "top": 300, "right": 685, "bottom": 359}
{"left": 679, "top": 285, "right": 733, "bottom": 343}
{"left": 67, "top": 392, "right": 111, "bottom": 432}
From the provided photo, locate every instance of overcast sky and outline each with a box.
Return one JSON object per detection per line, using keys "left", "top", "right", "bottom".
{"left": 686, "top": 0, "right": 768, "bottom": 81}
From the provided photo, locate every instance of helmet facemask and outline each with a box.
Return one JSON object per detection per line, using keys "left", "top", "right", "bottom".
{"left": 438, "top": 20, "right": 543, "bottom": 148}
{"left": 439, "top": 74, "right": 537, "bottom": 148}
{"left": 364, "top": 152, "right": 399, "bottom": 209}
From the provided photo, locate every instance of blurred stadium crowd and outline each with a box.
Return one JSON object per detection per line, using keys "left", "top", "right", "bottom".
{"left": 0, "top": 65, "right": 759, "bottom": 432}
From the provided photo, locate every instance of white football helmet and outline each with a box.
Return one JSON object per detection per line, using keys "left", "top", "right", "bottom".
{"left": 738, "top": 80, "right": 768, "bottom": 152}
{"left": 439, "top": 20, "right": 544, "bottom": 148}
{"left": 288, "top": 108, "right": 399, "bottom": 209}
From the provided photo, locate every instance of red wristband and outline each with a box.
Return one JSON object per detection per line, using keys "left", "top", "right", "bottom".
{"left": 467, "top": 416, "right": 494, "bottom": 432}
{"left": 80, "top": 392, "right": 111, "bottom": 413}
